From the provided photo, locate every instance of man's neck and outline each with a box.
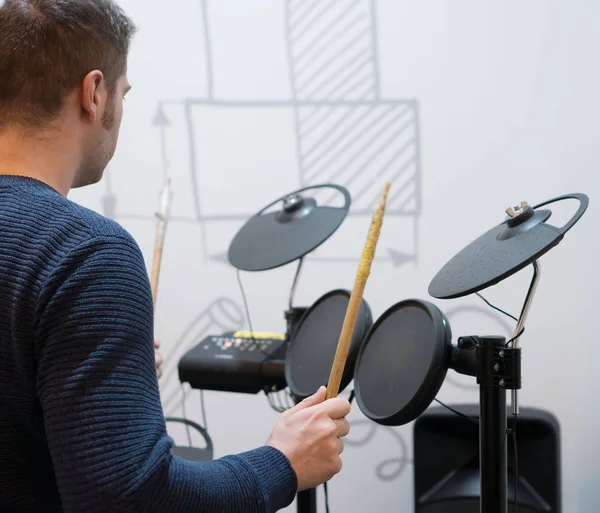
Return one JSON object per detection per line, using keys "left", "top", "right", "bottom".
{"left": 0, "top": 128, "right": 78, "bottom": 197}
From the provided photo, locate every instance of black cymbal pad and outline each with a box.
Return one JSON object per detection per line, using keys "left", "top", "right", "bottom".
{"left": 228, "top": 206, "right": 347, "bottom": 271}
{"left": 429, "top": 193, "right": 589, "bottom": 299}
{"left": 228, "top": 184, "right": 351, "bottom": 272}
{"left": 428, "top": 213, "right": 558, "bottom": 299}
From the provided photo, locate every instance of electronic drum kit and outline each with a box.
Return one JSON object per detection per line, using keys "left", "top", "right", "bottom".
{"left": 226, "top": 183, "right": 589, "bottom": 513}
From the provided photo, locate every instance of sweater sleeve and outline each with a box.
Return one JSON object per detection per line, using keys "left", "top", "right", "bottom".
{"left": 34, "top": 235, "right": 297, "bottom": 513}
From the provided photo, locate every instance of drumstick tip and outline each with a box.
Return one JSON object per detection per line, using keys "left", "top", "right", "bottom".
{"left": 381, "top": 181, "right": 391, "bottom": 203}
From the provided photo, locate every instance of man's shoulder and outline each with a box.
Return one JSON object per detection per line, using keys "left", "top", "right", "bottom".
{"left": 67, "top": 200, "right": 136, "bottom": 245}
{"left": 25, "top": 190, "right": 145, "bottom": 270}
{"left": 36, "top": 198, "right": 151, "bottom": 303}
{"left": 39, "top": 192, "right": 141, "bottom": 252}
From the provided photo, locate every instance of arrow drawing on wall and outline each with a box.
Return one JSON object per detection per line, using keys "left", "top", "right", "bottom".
{"left": 152, "top": 102, "right": 171, "bottom": 182}
{"left": 208, "top": 248, "right": 415, "bottom": 268}
{"left": 387, "top": 249, "right": 416, "bottom": 267}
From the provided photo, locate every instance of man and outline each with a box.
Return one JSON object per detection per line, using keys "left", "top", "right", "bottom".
{"left": 0, "top": 1, "right": 351, "bottom": 512}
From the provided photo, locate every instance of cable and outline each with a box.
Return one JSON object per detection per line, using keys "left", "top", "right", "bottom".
{"left": 475, "top": 292, "right": 525, "bottom": 347}
{"left": 236, "top": 268, "right": 278, "bottom": 361}
{"left": 323, "top": 481, "right": 330, "bottom": 513}
{"left": 274, "top": 390, "right": 285, "bottom": 411}
{"left": 265, "top": 388, "right": 296, "bottom": 413}
{"left": 176, "top": 383, "right": 209, "bottom": 449}
{"left": 271, "top": 391, "right": 280, "bottom": 411}
{"left": 200, "top": 389, "right": 208, "bottom": 430}
{"left": 505, "top": 326, "right": 525, "bottom": 348}
{"left": 433, "top": 398, "right": 479, "bottom": 424}
{"left": 348, "top": 389, "right": 355, "bottom": 405}
{"left": 237, "top": 267, "right": 298, "bottom": 416}
{"left": 499, "top": 415, "right": 519, "bottom": 513}
{"left": 236, "top": 268, "right": 258, "bottom": 350}
{"left": 265, "top": 389, "right": 287, "bottom": 413}
{"left": 180, "top": 384, "right": 193, "bottom": 446}
{"left": 510, "top": 413, "right": 518, "bottom": 513}
{"left": 285, "top": 389, "right": 295, "bottom": 410}
{"left": 475, "top": 292, "right": 518, "bottom": 322}
{"left": 266, "top": 393, "right": 277, "bottom": 412}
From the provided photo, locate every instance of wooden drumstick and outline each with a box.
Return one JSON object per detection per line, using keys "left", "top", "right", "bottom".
{"left": 325, "top": 182, "right": 391, "bottom": 400}
{"left": 150, "top": 176, "right": 172, "bottom": 310}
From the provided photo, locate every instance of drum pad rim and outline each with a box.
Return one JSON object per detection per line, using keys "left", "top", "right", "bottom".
{"left": 285, "top": 288, "right": 373, "bottom": 401}
{"left": 353, "top": 298, "right": 451, "bottom": 426}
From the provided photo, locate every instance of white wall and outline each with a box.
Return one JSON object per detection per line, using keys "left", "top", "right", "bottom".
{"left": 70, "top": 1, "right": 600, "bottom": 511}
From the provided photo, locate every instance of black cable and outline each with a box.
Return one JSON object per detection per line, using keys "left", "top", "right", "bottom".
{"left": 274, "top": 390, "right": 285, "bottom": 411}
{"left": 504, "top": 326, "right": 525, "bottom": 348}
{"left": 476, "top": 292, "right": 518, "bottom": 322}
{"left": 180, "top": 384, "right": 193, "bottom": 446}
{"left": 499, "top": 417, "right": 519, "bottom": 513}
{"left": 285, "top": 389, "right": 295, "bottom": 410}
{"left": 236, "top": 269, "right": 278, "bottom": 361}
{"left": 323, "top": 481, "right": 330, "bottom": 513}
{"left": 271, "top": 391, "right": 280, "bottom": 411}
{"left": 280, "top": 390, "right": 289, "bottom": 410}
{"left": 265, "top": 393, "right": 276, "bottom": 412}
{"left": 200, "top": 389, "right": 208, "bottom": 430}
{"left": 265, "top": 390, "right": 286, "bottom": 413}
{"left": 511, "top": 414, "right": 518, "bottom": 513}
{"left": 237, "top": 268, "right": 296, "bottom": 417}
{"left": 433, "top": 398, "right": 479, "bottom": 424}
{"left": 235, "top": 268, "right": 258, "bottom": 353}
{"left": 475, "top": 292, "right": 525, "bottom": 347}
{"left": 266, "top": 393, "right": 279, "bottom": 412}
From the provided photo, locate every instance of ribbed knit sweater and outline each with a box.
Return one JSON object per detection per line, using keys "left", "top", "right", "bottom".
{"left": 0, "top": 175, "right": 297, "bottom": 513}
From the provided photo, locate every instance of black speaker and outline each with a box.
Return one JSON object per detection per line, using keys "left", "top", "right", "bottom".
{"left": 413, "top": 404, "right": 560, "bottom": 513}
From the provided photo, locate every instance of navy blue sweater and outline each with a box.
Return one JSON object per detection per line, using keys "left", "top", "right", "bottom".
{"left": 0, "top": 175, "right": 297, "bottom": 513}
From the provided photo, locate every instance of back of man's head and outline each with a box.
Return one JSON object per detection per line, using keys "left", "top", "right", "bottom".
{"left": 0, "top": 0, "right": 136, "bottom": 133}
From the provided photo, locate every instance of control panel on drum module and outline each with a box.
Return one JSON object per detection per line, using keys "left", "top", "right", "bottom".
{"left": 178, "top": 331, "right": 288, "bottom": 394}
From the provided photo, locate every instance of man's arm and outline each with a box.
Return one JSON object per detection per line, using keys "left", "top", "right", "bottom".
{"left": 34, "top": 234, "right": 297, "bottom": 513}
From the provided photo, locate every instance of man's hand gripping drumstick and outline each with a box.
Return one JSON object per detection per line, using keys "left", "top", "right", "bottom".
{"left": 326, "top": 182, "right": 391, "bottom": 399}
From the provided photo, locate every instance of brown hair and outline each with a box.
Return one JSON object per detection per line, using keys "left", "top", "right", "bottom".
{"left": 0, "top": 0, "right": 136, "bottom": 130}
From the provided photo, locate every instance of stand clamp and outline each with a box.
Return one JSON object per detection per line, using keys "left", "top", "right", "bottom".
{"left": 477, "top": 338, "right": 521, "bottom": 390}
{"left": 452, "top": 335, "right": 522, "bottom": 390}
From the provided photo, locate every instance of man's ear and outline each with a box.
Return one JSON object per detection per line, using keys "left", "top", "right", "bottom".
{"left": 81, "top": 70, "right": 105, "bottom": 122}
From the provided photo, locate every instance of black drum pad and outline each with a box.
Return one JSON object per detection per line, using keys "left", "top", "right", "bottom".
{"left": 285, "top": 289, "right": 373, "bottom": 401}
{"left": 353, "top": 299, "right": 452, "bottom": 426}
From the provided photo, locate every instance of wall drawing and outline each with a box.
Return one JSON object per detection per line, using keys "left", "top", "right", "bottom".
{"left": 104, "top": 0, "right": 422, "bottom": 269}
{"left": 345, "top": 419, "right": 412, "bottom": 481}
